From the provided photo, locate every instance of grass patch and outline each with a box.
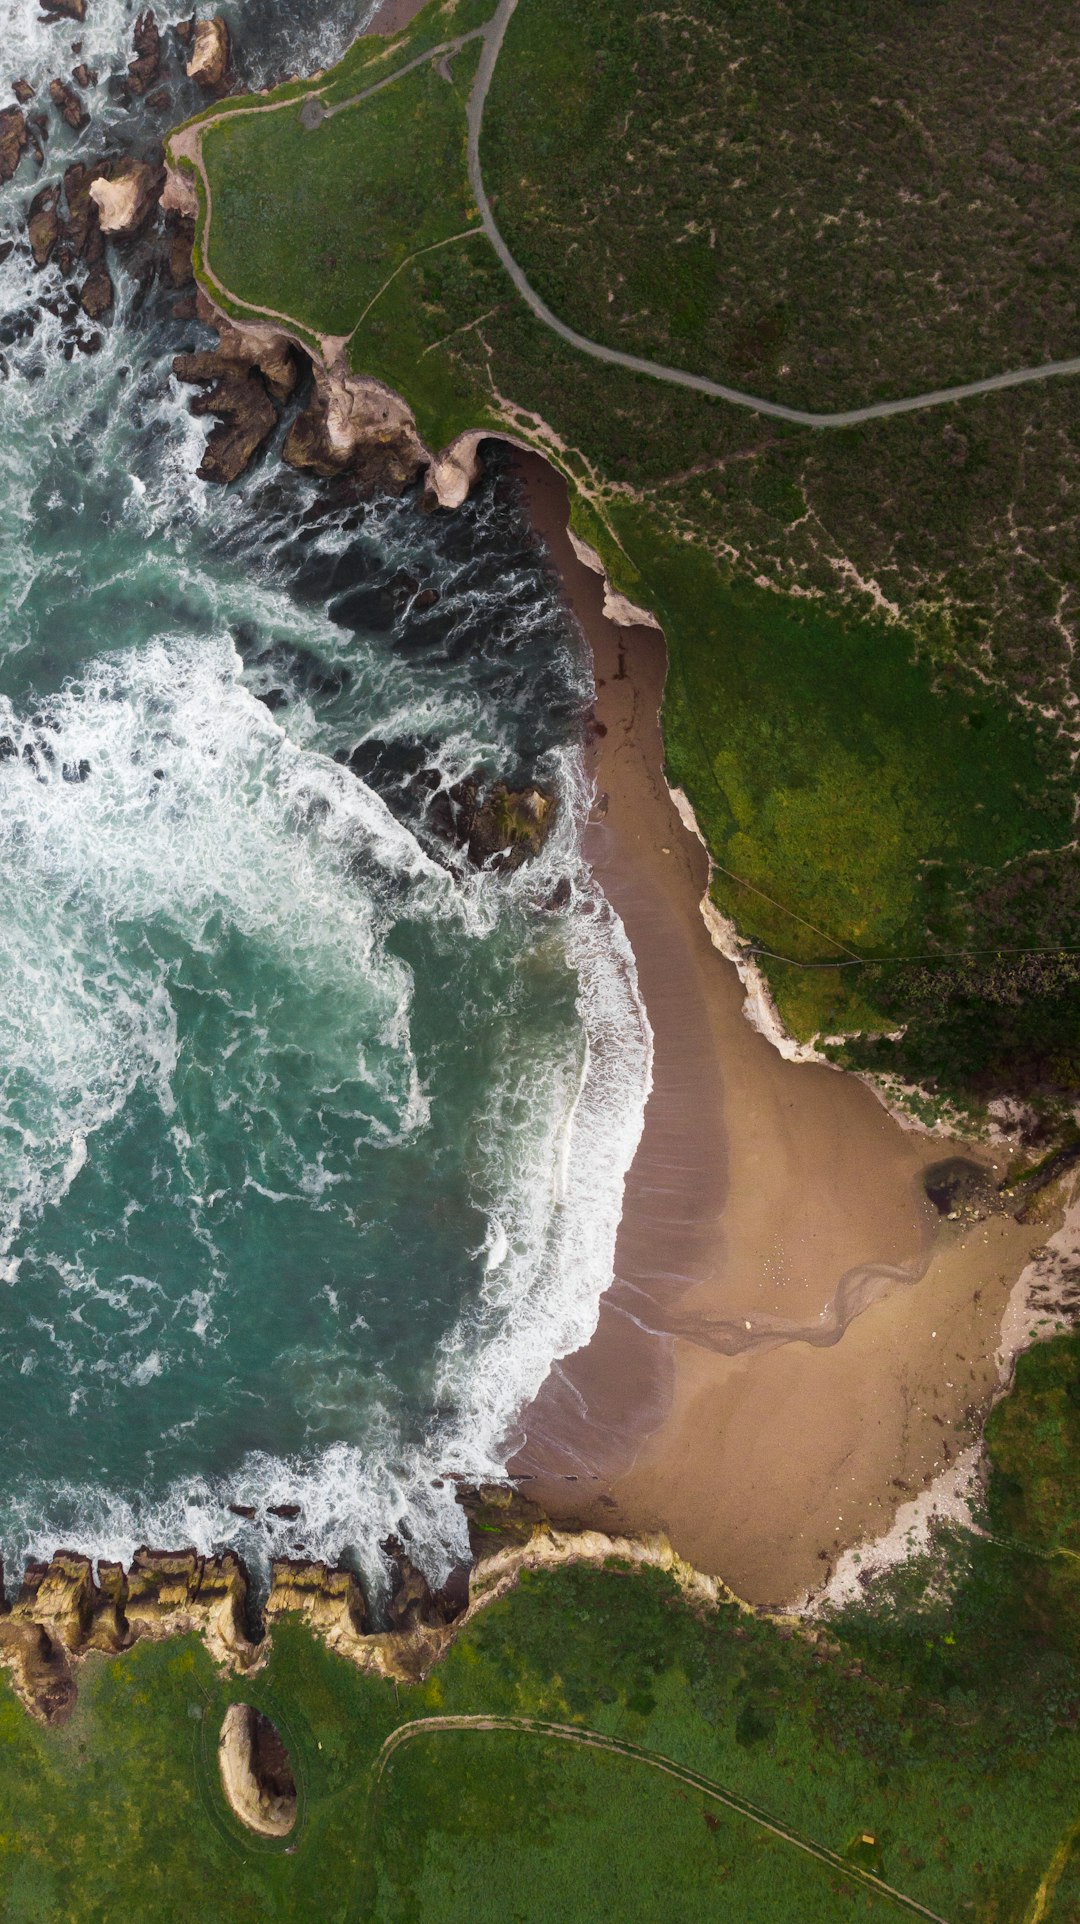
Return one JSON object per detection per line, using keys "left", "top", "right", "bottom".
{"left": 1, "top": 1331, "right": 1079, "bottom": 1919}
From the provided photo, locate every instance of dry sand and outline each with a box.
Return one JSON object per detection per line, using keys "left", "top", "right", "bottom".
{"left": 507, "top": 451, "right": 1047, "bottom": 1608}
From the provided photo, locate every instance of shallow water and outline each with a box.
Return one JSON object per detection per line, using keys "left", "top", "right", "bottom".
{"left": 0, "top": 1, "right": 649, "bottom": 1593}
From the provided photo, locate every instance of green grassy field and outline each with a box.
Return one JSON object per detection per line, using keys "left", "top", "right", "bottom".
{"left": 181, "top": 0, "right": 1080, "bottom": 1127}
{"left": 0, "top": 1333, "right": 1078, "bottom": 1921}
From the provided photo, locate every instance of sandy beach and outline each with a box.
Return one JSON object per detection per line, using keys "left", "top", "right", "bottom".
{"left": 508, "top": 451, "right": 1047, "bottom": 1608}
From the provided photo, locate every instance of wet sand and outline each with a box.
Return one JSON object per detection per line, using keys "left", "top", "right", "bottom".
{"left": 507, "top": 451, "right": 1044, "bottom": 1607}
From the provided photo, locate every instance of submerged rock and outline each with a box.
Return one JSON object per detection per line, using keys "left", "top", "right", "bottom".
{"left": 0, "top": 108, "right": 28, "bottom": 184}
{"left": 923, "top": 1157, "right": 1004, "bottom": 1224}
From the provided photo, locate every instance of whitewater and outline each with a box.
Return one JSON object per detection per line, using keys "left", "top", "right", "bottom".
{"left": 0, "top": 0, "right": 650, "bottom": 1597}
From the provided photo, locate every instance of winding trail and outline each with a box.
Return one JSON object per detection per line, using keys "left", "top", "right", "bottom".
{"left": 467, "top": 0, "right": 1080, "bottom": 428}
{"left": 372, "top": 1713, "right": 952, "bottom": 1920}
{"left": 177, "top": 0, "right": 1080, "bottom": 426}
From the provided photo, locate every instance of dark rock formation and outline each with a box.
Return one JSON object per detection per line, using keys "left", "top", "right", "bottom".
{"left": 78, "top": 260, "right": 112, "bottom": 318}
{"left": 426, "top": 775, "right": 556, "bottom": 873}
{"left": 457, "top": 1483, "right": 550, "bottom": 1561}
{"left": 12, "top": 80, "right": 35, "bottom": 106}
{"left": 48, "top": 78, "right": 88, "bottom": 131}
{"left": 127, "top": 10, "right": 161, "bottom": 95}
{"left": 164, "top": 211, "right": 194, "bottom": 287}
{"left": 174, "top": 302, "right": 298, "bottom": 483}
{"left": 923, "top": 1157, "right": 1004, "bottom": 1225}
{"left": 71, "top": 62, "right": 96, "bottom": 89}
{"left": 381, "top": 1536, "right": 467, "bottom": 1632}
{"left": 282, "top": 372, "right": 426, "bottom": 493}
{"left": 0, "top": 108, "right": 28, "bottom": 184}
{"left": 27, "top": 185, "right": 61, "bottom": 268}
{"left": 40, "top": 0, "right": 87, "bottom": 20}
{"left": 62, "top": 159, "right": 104, "bottom": 265}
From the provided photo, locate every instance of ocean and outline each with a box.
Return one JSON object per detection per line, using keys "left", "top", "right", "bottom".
{"left": 0, "top": 0, "right": 650, "bottom": 1598}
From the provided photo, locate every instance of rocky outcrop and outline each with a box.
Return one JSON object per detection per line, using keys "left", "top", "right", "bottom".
{"left": 48, "top": 78, "right": 88, "bottom": 132}
{"left": 382, "top": 1535, "right": 467, "bottom": 1633}
{"left": 186, "top": 17, "right": 231, "bottom": 92}
{"left": 422, "top": 431, "right": 485, "bottom": 511}
{"left": 12, "top": 81, "right": 35, "bottom": 107}
{"left": 263, "top": 1558, "right": 367, "bottom": 1648}
{"left": 173, "top": 299, "right": 297, "bottom": 483}
{"left": 40, "top": 0, "right": 87, "bottom": 20}
{"left": 127, "top": 10, "right": 162, "bottom": 96}
{"left": 89, "top": 160, "right": 161, "bottom": 236}
{"left": 0, "top": 108, "right": 28, "bottom": 185}
{"left": 27, "top": 185, "right": 61, "bottom": 268}
{"left": 426, "top": 774, "right": 555, "bottom": 873}
{"left": 282, "top": 364, "right": 426, "bottom": 492}
{"left": 78, "top": 259, "right": 113, "bottom": 317}
{"left": 124, "top": 1548, "right": 255, "bottom": 1665}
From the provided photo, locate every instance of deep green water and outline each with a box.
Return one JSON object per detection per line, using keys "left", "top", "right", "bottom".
{"left": 0, "top": 1, "right": 649, "bottom": 1592}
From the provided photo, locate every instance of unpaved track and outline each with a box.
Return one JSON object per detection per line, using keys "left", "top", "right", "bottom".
{"left": 372, "top": 1713, "right": 952, "bottom": 1921}
{"left": 468, "top": 0, "right": 1080, "bottom": 428}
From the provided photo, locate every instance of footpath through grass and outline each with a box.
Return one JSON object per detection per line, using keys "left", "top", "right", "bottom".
{"left": 185, "top": 0, "right": 1080, "bottom": 1126}
{"left": 0, "top": 1333, "right": 1078, "bottom": 1922}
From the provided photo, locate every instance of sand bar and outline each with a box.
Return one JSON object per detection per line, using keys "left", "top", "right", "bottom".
{"left": 508, "top": 451, "right": 1047, "bottom": 1607}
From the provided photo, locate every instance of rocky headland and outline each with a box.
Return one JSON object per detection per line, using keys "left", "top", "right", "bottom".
{"left": 0, "top": 1486, "right": 749, "bottom": 1722}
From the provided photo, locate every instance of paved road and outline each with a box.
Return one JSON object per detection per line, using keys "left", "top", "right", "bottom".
{"left": 468, "top": 0, "right": 1080, "bottom": 429}
{"left": 372, "top": 1713, "right": 952, "bottom": 1921}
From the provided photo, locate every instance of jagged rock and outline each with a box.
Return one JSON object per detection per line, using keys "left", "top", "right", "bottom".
{"left": 165, "top": 213, "right": 194, "bottom": 287}
{"left": 12, "top": 80, "right": 35, "bottom": 106}
{"left": 78, "top": 259, "right": 112, "bottom": 318}
{"left": 128, "top": 10, "right": 161, "bottom": 95}
{"left": 124, "top": 1547, "right": 253, "bottom": 1661}
{"left": 264, "top": 1558, "right": 367, "bottom": 1645}
{"left": 193, "top": 373, "right": 277, "bottom": 482}
{"left": 89, "top": 159, "right": 160, "bottom": 236}
{"left": 457, "top": 1484, "right": 550, "bottom": 1561}
{"left": 40, "top": 0, "right": 87, "bottom": 20}
{"left": 923, "top": 1157, "right": 1004, "bottom": 1225}
{"left": 27, "top": 184, "right": 60, "bottom": 267}
{"left": 282, "top": 367, "right": 426, "bottom": 492}
{"left": 173, "top": 14, "right": 196, "bottom": 46}
{"left": 0, "top": 1617, "right": 76, "bottom": 1722}
{"left": 0, "top": 108, "right": 28, "bottom": 183}
{"left": 427, "top": 776, "right": 555, "bottom": 873}
{"left": 382, "top": 1537, "right": 467, "bottom": 1631}
{"left": 48, "top": 77, "right": 88, "bottom": 130}
{"left": 174, "top": 307, "right": 298, "bottom": 482}
{"left": 62, "top": 159, "right": 104, "bottom": 263}
{"left": 186, "top": 16, "right": 230, "bottom": 91}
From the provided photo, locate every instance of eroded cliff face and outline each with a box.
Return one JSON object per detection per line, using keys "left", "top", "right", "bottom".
{"left": 0, "top": 1488, "right": 750, "bottom": 1721}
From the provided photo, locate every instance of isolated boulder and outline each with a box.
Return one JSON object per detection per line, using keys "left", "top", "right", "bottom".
{"left": 27, "top": 184, "right": 60, "bottom": 267}
{"left": 427, "top": 776, "right": 555, "bottom": 873}
{"left": 48, "top": 78, "right": 88, "bottom": 131}
{"left": 186, "top": 16, "right": 230, "bottom": 90}
{"left": 39, "top": 0, "right": 87, "bottom": 20}
{"left": 78, "top": 260, "right": 112, "bottom": 318}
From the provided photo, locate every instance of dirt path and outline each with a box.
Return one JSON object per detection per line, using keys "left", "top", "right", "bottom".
{"left": 372, "top": 1712, "right": 952, "bottom": 1921}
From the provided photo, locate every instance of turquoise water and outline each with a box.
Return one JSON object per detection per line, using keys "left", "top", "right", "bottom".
{"left": 0, "top": 2, "right": 649, "bottom": 1592}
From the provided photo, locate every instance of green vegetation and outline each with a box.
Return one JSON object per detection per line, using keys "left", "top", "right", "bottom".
{"left": 0, "top": 1333, "right": 1078, "bottom": 1920}
{"left": 185, "top": 0, "right": 1080, "bottom": 1125}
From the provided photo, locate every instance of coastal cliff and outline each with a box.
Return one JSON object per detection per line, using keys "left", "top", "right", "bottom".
{"left": 0, "top": 1486, "right": 756, "bottom": 1721}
